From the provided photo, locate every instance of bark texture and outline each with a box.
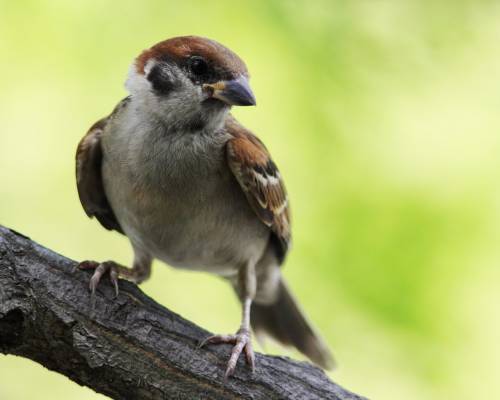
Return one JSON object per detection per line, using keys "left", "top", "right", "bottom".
{"left": 0, "top": 225, "right": 365, "bottom": 400}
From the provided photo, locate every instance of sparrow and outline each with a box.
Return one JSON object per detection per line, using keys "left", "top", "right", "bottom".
{"left": 76, "top": 36, "right": 333, "bottom": 377}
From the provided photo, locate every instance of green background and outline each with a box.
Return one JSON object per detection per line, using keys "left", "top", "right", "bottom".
{"left": 1, "top": 1, "right": 499, "bottom": 399}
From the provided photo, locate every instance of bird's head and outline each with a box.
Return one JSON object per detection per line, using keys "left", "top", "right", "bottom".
{"left": 126, "top": 36, "right": 256, "bottom": 131}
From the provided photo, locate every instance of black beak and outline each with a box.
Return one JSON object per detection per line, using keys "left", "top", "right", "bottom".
{"left": 204, "top": 76, "right": 256, "bottom": 106}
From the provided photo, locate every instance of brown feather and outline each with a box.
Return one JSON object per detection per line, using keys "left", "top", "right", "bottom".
{"left": 251, "top": 280, "right": 335, "bottom": 370}
{"left": 135, "top": 36, "right": 248, "bottom": 78}
{"left": 75, "top": 98, "right": 130, "bottom": 234}
{"left": 225, "top": 116, "right": 291, "bottom": 263}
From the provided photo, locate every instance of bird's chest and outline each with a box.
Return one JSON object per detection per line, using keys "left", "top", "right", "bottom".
{"left": 107, "top": 129, "right": 230, "bottom": 224}
{"left": 102, "top": 128, "right": 266, "bottom": 272}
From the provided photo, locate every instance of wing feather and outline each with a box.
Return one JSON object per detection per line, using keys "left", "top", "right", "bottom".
{"left": 75, "top": 99, "right": 130, "bottom": 233}
{"left": 225, "top": 117, "right": 291, "bottom": 263}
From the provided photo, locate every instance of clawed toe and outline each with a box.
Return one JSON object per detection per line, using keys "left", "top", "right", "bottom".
{"left": 78, "top": 260, "right": 120, "bottom": 308}
{"left": 78, "top": 260, "right": 99, "bottom": 270}
{"left": 199, "top": 328, "right": 255, "bottom": 378}
{"left": 198, "top": 334, "right": 234, "bottom": 348}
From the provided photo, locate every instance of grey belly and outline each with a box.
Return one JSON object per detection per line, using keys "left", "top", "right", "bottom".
{"left": 103, "top": 161, "right": 270, "bottom": 276}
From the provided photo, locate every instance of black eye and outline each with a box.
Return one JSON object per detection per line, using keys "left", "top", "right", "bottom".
{"left": 188, "top": 56, "right": 208, "bottom": 76}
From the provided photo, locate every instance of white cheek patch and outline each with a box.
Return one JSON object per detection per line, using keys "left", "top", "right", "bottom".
{"left": 126, "top": 60, "right": 195, "bottom": 98}
{"left": 123, "top": 59, "right": 224, "bottom": 132}
{"left": 125, "top": 62, "right": 151, "bottom": 96}
{"left": 143, "top": 59, "right": 155, "bottom": 75}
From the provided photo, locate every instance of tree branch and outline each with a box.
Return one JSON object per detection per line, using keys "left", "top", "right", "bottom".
{"left": 0, "top": 225, "right": 365, "bottom": 400}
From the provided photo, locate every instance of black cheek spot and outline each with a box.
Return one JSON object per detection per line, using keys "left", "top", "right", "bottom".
{"left": 147, "top": 65, "right": 176, "bottom": 95}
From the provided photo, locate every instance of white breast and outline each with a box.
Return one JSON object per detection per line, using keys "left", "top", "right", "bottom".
{"left": 101, "top": 108, "right": 269, "bottom": 276}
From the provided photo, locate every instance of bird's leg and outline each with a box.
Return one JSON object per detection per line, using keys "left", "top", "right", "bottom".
{"left": 119, "top": 250, "right": 152, "bottom": 284}
{"left": 199, "top": 263, "right": 256, "bottom": 378}
{"left": 78, "top": 250, "right": 151, "bottom": 307}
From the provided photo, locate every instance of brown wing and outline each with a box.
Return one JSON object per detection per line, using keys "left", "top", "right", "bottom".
{"left": 225, "top": 117, "right": 291, "bottom": 263}
{"left": 75, "top": 99, "right": 129, "bottom": 233}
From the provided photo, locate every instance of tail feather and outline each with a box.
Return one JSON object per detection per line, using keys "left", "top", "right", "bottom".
{"left": 250, "top": 279, "right": 335, "bottom": 370}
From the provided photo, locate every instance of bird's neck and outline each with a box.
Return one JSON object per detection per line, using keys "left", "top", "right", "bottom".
{"left": 131, "top": 94, "right": 229, "bottom": 136}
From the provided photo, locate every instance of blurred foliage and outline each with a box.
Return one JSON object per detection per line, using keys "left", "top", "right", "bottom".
{"left": 1, "top": 1, "right": 499, "bottom": 399}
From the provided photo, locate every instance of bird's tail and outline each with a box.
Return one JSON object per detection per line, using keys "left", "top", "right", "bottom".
{"left": 250, "top": 279, "right": 335, "bottom": 370}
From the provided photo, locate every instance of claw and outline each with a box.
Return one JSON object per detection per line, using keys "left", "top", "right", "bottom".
{"left": 199, "top": 328, "right": 255, "bottom": 378}
{"left": 78, "top": 260, "right": 120, "bottom": 308}
{"left": 198, "top": 334, "right": 233, "bottom": 348}
{"left": 244, "top": 340, "right": 255, "bottom": 372}
{"left": 109, "top": 268, "right": 119, "bottom": 298}
{"left": 78, "top": 260, "right": 99, "bottom": 270}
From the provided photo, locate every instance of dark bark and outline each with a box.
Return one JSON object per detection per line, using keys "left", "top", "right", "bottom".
{"left": 0, "top": 225, "right": 365, "bottom": 400}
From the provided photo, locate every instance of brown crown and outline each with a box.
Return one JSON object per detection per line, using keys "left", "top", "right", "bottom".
{"left": 135, "top": 36, "right": 248, "bottom": 78}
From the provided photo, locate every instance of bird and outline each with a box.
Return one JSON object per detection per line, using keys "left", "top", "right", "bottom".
{"left": 76, "top": 35, "right": 334, "bottom": 377}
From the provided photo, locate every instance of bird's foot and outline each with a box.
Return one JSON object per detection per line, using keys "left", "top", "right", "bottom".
{"left": 78, "top": 260, "right": 120, "bottom": 308}
{"left": 199, "top": 328, "right": 255, "bottom": 378}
